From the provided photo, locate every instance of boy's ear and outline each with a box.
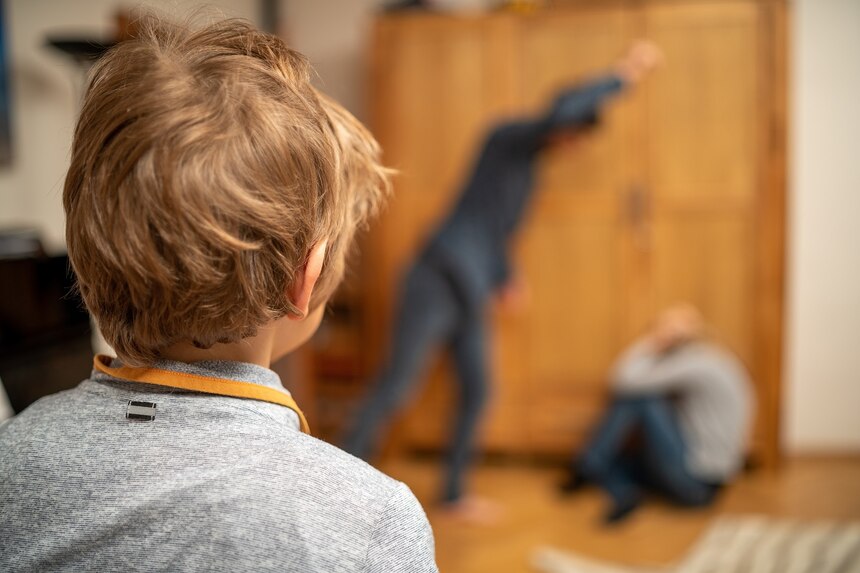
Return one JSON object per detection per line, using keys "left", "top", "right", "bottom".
{"left": 288, "top": 240, "right": 328, "bottom": 320}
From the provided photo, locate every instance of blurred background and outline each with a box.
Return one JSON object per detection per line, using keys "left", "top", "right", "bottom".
{"left": 1, "top": 0, "right": 858, "bottom": 571}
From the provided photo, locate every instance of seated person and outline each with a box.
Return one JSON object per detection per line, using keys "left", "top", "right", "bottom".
{"left": 561, "top": 304, "right": 754, "bottom": 524}
{"left": 0, "top": 16, "right": 437, "bottom": 572}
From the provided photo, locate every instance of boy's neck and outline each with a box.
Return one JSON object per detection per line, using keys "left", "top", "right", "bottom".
{"left": 155, "top": 306, "right": 323, "bottom": 369}
{"left": 159, "top": 330, "right": 275, "bottom": 368}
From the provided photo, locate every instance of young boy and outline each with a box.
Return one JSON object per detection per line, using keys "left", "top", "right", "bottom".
{"left": 0, "top": 17, "right": 437, "bottom": 572}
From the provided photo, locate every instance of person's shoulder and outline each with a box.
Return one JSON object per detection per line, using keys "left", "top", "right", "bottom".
{"left": 286, "top": 432, "right": 397, "bottom": 485}
{"left": 267, "top": 434, "right": 438, "bottom": 571}
{"left": 0, "top": 381, "right": 95, "bottom": 480}
{"left": 0, "top": 381, "right": 88, "bottom": 437}
{"left": 690, "top": 342, "right": 751, "bottom": 381}
{"left": 692, "top": 341, "right": 739, "bottom": 365}
{"left": 363, "top": 478, "right": 437, "bottom": 572}
{"left": 276, "top": 432, "right": 424, "bottom": 511}
{"left": 289, "top": 435, "right": 433, "bottom": 520}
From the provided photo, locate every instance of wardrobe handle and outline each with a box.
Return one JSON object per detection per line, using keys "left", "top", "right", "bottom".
{"left": 627, "top": 183, "right": 651, "bottom": 250}
{"left": 628, "top": 183, "right": 645, "bottom": 226}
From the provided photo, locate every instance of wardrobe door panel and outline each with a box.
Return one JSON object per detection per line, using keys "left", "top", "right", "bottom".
{"left": 644, "top": 2, "right": 772, "bottom": 458}
{"left": 518, "top": 8, "right": 638, "bottom": 451}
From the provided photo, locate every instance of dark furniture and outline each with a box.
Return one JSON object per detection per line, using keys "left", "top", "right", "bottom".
{"left": 0, "top": 250, "right": 93, "bottom": 413}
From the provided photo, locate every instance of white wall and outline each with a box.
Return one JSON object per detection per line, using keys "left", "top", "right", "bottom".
{"left": 784, "top": 0, "right": 860, "bottom": 452}
{"left": 281, "top": 0, "right": 381, "bottom": 123}
{"left": 0, "top": 0, "right": 259, "bottom": 252}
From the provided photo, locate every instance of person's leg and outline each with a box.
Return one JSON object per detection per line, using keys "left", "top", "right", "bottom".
{"left": 341, "top": 261, "right": 458, "bottom": 460}
{"left": 601, "top": 449, "right": 653, "bottom": 523}
{"left": 575, "top": 397, "right": 650, "bottom": 511}
{"left": 441, "top": 313, "right": 490, "bottom": 504}
{"left": 635, "top": 397, "right": 718, "bottom": 507}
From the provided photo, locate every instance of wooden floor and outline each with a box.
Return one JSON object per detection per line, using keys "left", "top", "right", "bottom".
{"left": 377, "top": 456, "right": 860, "bottom": 573}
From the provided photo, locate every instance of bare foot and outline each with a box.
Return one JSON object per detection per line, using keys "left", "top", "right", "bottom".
{"left": 436, "top": 496, "right": 504, "bottom": 525}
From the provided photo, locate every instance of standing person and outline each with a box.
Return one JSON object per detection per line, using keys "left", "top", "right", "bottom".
{"left": 0, "top": 16, "right": 437, "bottom": 572}
{"left": 343, "top": 42, "right": 662, "bottom": 521}
{"left": 561, "top": 304, "right": 755, "bottom": 525}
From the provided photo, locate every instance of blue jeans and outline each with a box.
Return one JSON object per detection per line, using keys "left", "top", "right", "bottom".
{"left": 576, "top": 396, "right": 719, "bottom": 508}
{"left": 342, "top": 257, "right": 489, "bottom": 503}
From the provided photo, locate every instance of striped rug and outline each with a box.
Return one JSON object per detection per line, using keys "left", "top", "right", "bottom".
{"left": 533, "top": 516, "right": 860, "bottom": 573}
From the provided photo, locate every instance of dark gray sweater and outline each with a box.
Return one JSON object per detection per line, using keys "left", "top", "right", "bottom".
{"left": 424, "top": 75, "right": 625, "bottom": 307}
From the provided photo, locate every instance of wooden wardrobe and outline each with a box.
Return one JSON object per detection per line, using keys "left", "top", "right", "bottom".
{"left": 361, "top": 0, "right": 788, "bottom": 466}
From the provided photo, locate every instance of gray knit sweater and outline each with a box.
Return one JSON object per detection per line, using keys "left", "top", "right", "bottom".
{"left": 0, "top": 358, "right": 438, "bottom": 572}
{"left": 612, "top": 341, "right": 754, "bottom": 482}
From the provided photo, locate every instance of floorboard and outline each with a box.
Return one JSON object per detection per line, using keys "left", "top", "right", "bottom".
{"left": 377, "top": 456, "right": 860, "bottom": 572}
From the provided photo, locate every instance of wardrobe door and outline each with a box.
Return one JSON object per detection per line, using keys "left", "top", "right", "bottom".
{"left": 364, "top": 3, "right": 786, "bottom": 460}
{"left": 516, "top": 8, "right": 640, "bottom": 453}
{"left": 643, "top": 2, "right": 772, "bottom": 457}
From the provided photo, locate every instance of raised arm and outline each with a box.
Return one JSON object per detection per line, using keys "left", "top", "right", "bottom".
{"left": 492, "top": 40, "right": 663, "bottom": 148}
{"left": 546, "top": 40, "right": 663, "bottom": 131}
{"left": 542, "top": 74, "right": 626, "bottom": 132}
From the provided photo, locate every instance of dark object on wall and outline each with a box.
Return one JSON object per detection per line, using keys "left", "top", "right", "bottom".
{"left": 0, "top": 0, "right": 12, "bottom": 167}
{"left": 383, "top": 0, "right": 428, "bottom": 12}
{"left": 0, "top": 241, "right": 93, "bottom": 413}
{"left": 45, "top": 38, "right": 116, "bottom": 66}
{"left": 0, "top": 227, "right": 43, "bottom": 259}
{"left": 260, "top": 0, "right": 280, "bottom": 34}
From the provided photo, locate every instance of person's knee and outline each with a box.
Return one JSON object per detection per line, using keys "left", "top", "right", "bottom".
{"left": 459, "top": 382, "right": 490, "bottom": 415}
{"left": 619, "top": 394, "right": 668, "bottom": 410}
{"left": 577, "top": 448, "right": 614, "bottom": 481}
{"left": 367, "top": 371, "right": 414, "bottom": 414}
{"left": 639, "top": 394, "right": 671, "bottom": 411}
{"left": 633, "top": 396, "right": 678, "bottom": 430}
{"left": 612, "top": 395, "right": 662, "bottom": 412}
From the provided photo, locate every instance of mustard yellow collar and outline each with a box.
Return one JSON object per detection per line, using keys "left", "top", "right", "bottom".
{"left": 93, "top": 354, "right": 310, "bottom": 434}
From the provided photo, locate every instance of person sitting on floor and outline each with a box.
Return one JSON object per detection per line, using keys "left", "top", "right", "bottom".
{"left": 561, "top": 303, "right": 754, "bottom": 524}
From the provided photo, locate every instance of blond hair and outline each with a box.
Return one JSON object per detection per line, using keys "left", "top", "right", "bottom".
{"left": 64, "top": 16, "right": 389, "bottom": 365}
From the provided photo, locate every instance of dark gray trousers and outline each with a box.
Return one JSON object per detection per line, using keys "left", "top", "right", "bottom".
{"left": 342, "top": 257, "right": 489, "bottom": 502}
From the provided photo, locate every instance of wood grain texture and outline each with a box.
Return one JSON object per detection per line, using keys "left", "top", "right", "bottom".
{"left": 365, "top": 1, "right": 788, "bottom": 464}
{"left": 380, "top": 455, "right": 860, "bottom": 573}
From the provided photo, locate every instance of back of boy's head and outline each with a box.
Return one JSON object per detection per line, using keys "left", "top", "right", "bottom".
{"left": 64, "top": 15, "right": 389, "bottom": 365}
